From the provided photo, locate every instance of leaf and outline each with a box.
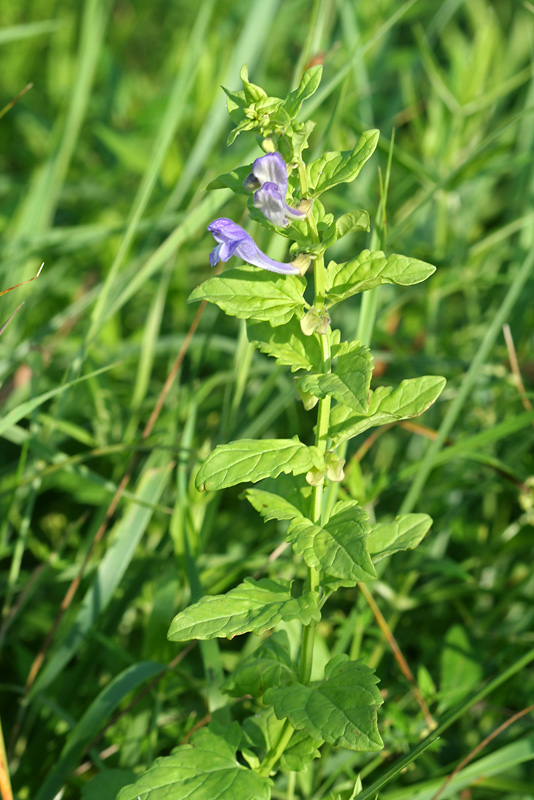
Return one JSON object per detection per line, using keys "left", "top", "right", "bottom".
{"left": 367, "top": 514, "right": 433, "bottom": 562}
{"left": 188, "top": 266, "right": 306, "bottom": 327}
{"left": 330, "top": 376, "right": 446, "bottom": 447}
{"left": 284, "top": 65, "right": 323, "bottom": 117}
{"left": 205, "top": 165, "right": 251, "bottom": 193}
{"left": 117, "top": 724, "right": 270, "bottom": 800}
{"left": 81, "top": 770, "right": 136, "bottom": 800}
{"left": 322, "top": 210, "right": 370, "bottom": 250}
{"left": 167, "top": 577, "right": 321, "bottom": 641}
{"left": 244, "top": 487, "right": 305, "bottom": 522}
{"left": 222, "top": 631, "right": 295, "bottom": 697}
{"left": 265, "top": 655, "right": 383, "bottom": 751}
{"left": 196, "top": 437, "right": 323, "bottom": 492}
{"left": 286, "top": 501, "right": 376, "bottom": 584}
{"left": 299, "top": 342, "right": 373, "bottom": 412}
{"left": 247, "top": 318, "right": 323, "bottom": 372}
{"left": 239, "top": 64, "right": 267, "bottom": 101}
{"left": 308, "top": 130, "right": 379, "bottom": 195}
{"left": 326, "top": 250, "right": 436, "bottom": 306}
{"left": 243, "top": 708, "right": 320, "bottom": 772}
{"left": 440, "top": 625, "right": 483, "bottom": 709}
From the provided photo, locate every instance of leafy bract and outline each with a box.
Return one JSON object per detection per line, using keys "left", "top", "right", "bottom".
{"left": 222, "top": 631, "right": 295, "bottom": 697}
{"left": 284, "top": 65, "right": 323, "bottom": 117}
{"left": 117, "top": 724, "right": 270, "bottom": 800}
{"left": 307, "top": 130, "right": 379, "bottom": 195}
{"left": 247, "top": 318, "right": 323, "bottom": 372}
{"left": 326, "top": 250, "right": 436, "bottom": 306}
{"left": 265, "top": 655, "right": 383, "bottom": 751}
{"left": 197, "top": 437, "right": 323, "bottom": 491}
{"left": 330, "top": 376, "right": 446, "bottom": 447}
{"left": 167, "top": 578, "right": 320, "bottom": 641}
{"left": 205, "top": 165, "right": 251, "bottom": 194}
{"left": 321, "top": 210, "right": 370, "bottom": 251}
{"left": 188, "top": 266, "right": 306, "bottom": 326}
{"left": 286, "top": 501, "right": 376, "bottom": 584}
{"left": 368, "top": 514, "right": 433, "bottom": 562}
{"left": 299, "top": 342, "right": 373, "bottom": 412}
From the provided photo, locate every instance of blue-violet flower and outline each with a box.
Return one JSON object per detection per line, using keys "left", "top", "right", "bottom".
{"left": 245, "top": 152, "right": 305, "bottom": 227}
{"left": 208, "top": 218, "right": 300, "bottom": 275}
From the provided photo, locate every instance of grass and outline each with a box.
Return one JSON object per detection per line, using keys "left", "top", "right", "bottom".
{"left": 1, "top": 1, "right": 534, "bottom": 798}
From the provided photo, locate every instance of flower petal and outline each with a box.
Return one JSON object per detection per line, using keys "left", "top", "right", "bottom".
{"left": 207, "top": 218, "right": 299, "bottom": 275}
{"left": 254, "top": 182, "right": 289, "bottom": 227}
{"left": 251, "top": 152, "right": 288, "bottom": 197}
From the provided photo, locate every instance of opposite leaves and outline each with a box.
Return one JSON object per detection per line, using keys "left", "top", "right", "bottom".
{"left": 265, "top": 655, "right": 383, "bottom": 752}
{"left": 330, "top": 376, "right": 446, "bottom": 447}
{"left": 167, "top": 577, "right": 320, "bottom": 641}
{"left": 298, "top": 342, "right": 373, "bottom": 413}
{"left": 307, "top": 130, "right": 380, "bottom": 196}
{"left": 368, "top": 514, "right": 433, "bottom": 561}
{"left": 117, "top": 724, "right": 270, "bottom": 800}
{"left": 189, "top": 266, "right": 306, "bottom": 326}
{"left": 196, "top": 437, "right": 323, "bottom": 491}
{"left": 326, "top": 250, "right": 436, "bottom": 306}
{"left": 286, "top": 501, "right": 376, "bottom": 585}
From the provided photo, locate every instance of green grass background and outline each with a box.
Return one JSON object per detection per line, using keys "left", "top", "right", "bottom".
{"left": 1, "top": 0, "right": 533, "bottom": 798}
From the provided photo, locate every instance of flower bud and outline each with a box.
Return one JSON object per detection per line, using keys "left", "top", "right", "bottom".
{"left": 261, "top": 137, "right": 276, "bottom": 153}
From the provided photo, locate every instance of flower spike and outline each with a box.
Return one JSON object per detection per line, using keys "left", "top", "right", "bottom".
{"left": 207, "top": 218, "right": 300, "bottom": 275}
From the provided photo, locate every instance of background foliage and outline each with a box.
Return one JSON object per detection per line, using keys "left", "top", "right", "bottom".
{"left": 1, "top": 0, "right": 533, "bottom": 798}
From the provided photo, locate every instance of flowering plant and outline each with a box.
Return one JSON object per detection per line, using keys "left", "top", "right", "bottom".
{"left": 119, "top": 65, "right": 445, "bottom": 800}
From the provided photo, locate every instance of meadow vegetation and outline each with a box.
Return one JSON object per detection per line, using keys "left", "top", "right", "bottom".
{"left": 1, "top": 1, "right": 533, "bottom": 798}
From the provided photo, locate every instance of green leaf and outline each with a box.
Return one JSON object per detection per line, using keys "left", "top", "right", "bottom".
{"left": 227, "top": 117, "right": 256, "bottom": 145}
{"left": 287, "top": 119, "right": 316, "bottom": 159}
{"left": 239, "top": 63, "right": 267, "bottom": 102}
{"left": 188, "top": 266, "right": 306, "bottom": 327}
{"left": 243, "top": 708, "right": 320, "bottom": 772}
{"left": 205, "top": 165, "right": 251, "bottom": 193}
{"left": 196, "top": 437, "right": 323, "bottom": 491}
{"left": 326, "top": 250, "right": 436, "bottom": 306}
{"left": 321, "top": 210, "right": 370, "bottom": 251}
{"left": 222, "top": 631, "right": 295, "bottom": 697}
{"left": 244, "top": 487, "right": 305, "bottom": 522}
{"left": 167, "top": 577, "right": 320, "bottom": 641}
{"left": 117, "top": 724, "right": 270, "bottom": 800}
{"left": 265, "top": 655, "right": 383, "bottom": 751}
{"left": 307, "top": 130, "right": 379, "bottom": 195}
{"left": 284, "top": 65, "right": 323, "bottom": 117}
{"left": 330, "top": 376, "right": 446, "bottom": 447}
{"left": 248, "top": 316, "right": 329, "bottom": 373}
{"left": 223, "top": 87, "right": 247, "bottom": 122}
{"left": 440, "top": 625, "right": 483, "bottom": 709}
{"left": 368, "top": 514, "right": 433, "bottom": 562}
{"left": 286, "top": 501, "right": 376, "bottom": 584}
{"left": 81, "top": 770, "right": 136, "bottom": 800}
{"left": 299, "top": 342, "right": 373, "bottom": 412}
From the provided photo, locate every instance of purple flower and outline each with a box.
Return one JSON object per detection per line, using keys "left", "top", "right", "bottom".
{"left": 245, "top": 152, "right": 305, "bottom": 227}
{"left": 208, "top": 218, "right": 300, "bottom": 275}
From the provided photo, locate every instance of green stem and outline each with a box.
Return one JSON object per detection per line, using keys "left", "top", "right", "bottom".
{"left": 260, "top": 155, "right": 334, "bottom": 775}
{"left": 258, "top": 719, "right": 294, "bottom": 777}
